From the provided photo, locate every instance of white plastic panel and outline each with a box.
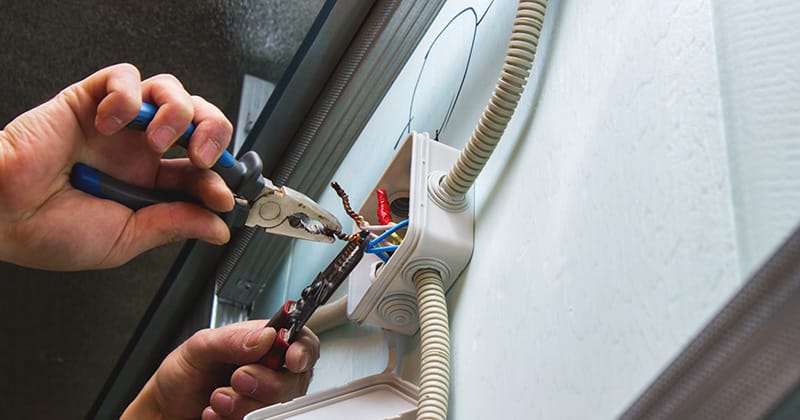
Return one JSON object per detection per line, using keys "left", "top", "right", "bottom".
{"left": 245, "top": 373, "right": 417, "bottom": 420}
{"left": 713, "top": 0, "right": 800, "bottom": 276}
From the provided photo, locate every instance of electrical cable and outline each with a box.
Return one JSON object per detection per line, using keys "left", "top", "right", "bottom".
{"left": 369, "top": 219, "right": 409, "bottom": 248}
{"left": 364, "top": 223, "right": 402, "bottom": 232}
{"left": 368, "top": 245, "right": 400, "bottom": 253}
{"left": 436, "top": 0, "right": 548, "bottom": 206}
{"left": 413, "top": 268, "right": 451, "bottom": 420}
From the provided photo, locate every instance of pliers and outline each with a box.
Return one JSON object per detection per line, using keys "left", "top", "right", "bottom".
{"left": 260, "top": 230, "right": 369, "bottom": 369}
{"left": 70, "top": 102, "right": 342, "bottom": 243}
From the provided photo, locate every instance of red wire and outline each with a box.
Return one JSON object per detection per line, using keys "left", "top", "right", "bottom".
{"left": 376, "top": 189, "right": 393, "bottom": 225}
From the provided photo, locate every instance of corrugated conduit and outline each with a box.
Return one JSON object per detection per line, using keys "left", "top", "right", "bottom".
{"left": 415, "top": 2, "right": 548, "bottom": 419}
{"left": 433, "top": 0, "right": 548, "bottom": 208}
{"left": 414, "top": 268, "right": 450, "bottom": 420}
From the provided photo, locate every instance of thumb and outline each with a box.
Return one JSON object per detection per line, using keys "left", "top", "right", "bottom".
{"left": 180, "top": 321, "right": 277, "bottom": 371}
{"left": 104, "top": 201, "right": 229, "bottom": 266}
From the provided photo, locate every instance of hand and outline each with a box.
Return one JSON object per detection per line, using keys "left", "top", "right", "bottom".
{"left": 123, "top": 320, "right": 320, "bottom": 420}
{"left": 0, "top": 63, "right": 235, "bottom": 270}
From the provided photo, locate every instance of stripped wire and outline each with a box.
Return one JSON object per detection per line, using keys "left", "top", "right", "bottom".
{"left": 331, "top": 181, "right": 367, "bottom": 229}
{"left": 287, "top": 214, "right": 351, "bottom": 241}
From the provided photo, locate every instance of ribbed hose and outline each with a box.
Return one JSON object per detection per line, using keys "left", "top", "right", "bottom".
{"left": 439, "top": 0, "right": 548, "bottom": 204}
{"left": 413, "top": 268, "right": 450, "bottom": 420}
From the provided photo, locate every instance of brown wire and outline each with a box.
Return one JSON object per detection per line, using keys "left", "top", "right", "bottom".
{"left": 330, "top": 181, "right": 366, "bottom": 227}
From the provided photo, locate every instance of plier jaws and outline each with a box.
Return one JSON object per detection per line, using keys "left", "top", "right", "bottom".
{"left": 69, "top": 102, "right": 342, "bottom": 244}
{"left": 245, "top": 178, "right": 342, "bottom": 243}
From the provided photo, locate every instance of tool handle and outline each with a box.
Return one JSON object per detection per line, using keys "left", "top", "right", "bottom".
{"left": 70, "top": 162, "right": 251, "bottom": 229}
{"left": 129, "top": 102, "right": 264, "bottom": 200}
{"left": 260, "top": 300, "right": 296, "bottom": 369}
{"left": 261, "top": 328, "right": 291, "bottom": 370}
{"left": 70, "top": 163, "right": 195, "bottom": 210}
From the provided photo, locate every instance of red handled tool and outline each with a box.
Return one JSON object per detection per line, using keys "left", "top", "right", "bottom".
{"left": 260, "top": 231, "right": 369, "bottom": 369}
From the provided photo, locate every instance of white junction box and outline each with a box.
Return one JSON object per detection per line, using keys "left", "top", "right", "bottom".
{"left": 347, "top": 132, "right": 474, "bottom": 335}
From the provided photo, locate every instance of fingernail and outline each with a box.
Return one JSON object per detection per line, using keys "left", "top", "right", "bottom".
{"left": 211, "top": 392, "right": 234, "bottom": 416}
{"left": 244, "top": 328, "right": 268, "bottom": 349}
{"left": 98, "top": 115, "right": 123, "bottom": 133}
{"left": 299, "top": 350, "right": 311, "bottom": 372}
{"left": 235, "top": 371, "right": 258, "bottom": 395}
{"left": 150, "top": 126, "right": 177, "bottom": 152}
{"left": 202, "top": 407, "right": 222, "bottom": 420}
{"left": 198, "top": 138, "right": 221, "bottom": 167}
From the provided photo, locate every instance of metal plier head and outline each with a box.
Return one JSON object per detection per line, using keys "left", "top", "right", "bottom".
{"left": 69, "top": 103, "right": 342, "bottom": 244}
{"left": 244, "top": 178, "right": 342, "bottom": 243}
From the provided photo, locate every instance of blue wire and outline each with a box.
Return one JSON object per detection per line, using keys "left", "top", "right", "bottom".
{"left": 368, "top": 245, "right": 399, "bottom": 253}
{"left": 370, "top": 252, "right": 389, "bottom": 263}
{"left": 369, "top": 219, "right": 409, "bottom": 248}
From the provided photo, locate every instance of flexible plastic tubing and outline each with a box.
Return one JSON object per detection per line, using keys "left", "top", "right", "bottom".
{"left": 413, "top": 268, "right": 451, "bottom": 420}
{"left": 439, "top": 0, "right": 548, "bottom": 202}
{"left": 306, "top": 295, "right": 349, "bottom": 335}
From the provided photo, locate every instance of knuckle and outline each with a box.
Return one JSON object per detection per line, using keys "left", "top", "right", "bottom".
{"left": 191, "top": 94, "right": 208, "bottom": 104}
{"left": 189, "top": 328, "right": 212, "bottom": 347}
{"left": 153, "top": 72, "right": 183, "bottom": 86}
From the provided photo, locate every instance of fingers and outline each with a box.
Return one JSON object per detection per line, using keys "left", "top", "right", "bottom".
{"left": 188, "top": 95, "right": 233, "bottom": 168}
{"left": 205, "top": 371, "right": 311, "bottom": 420}
{"left": 284, "top": 328, "right": 320, "bottom": 374}
{"left": 64, "top": 64, "right": 233, "bottom": 170}
{"left": 140, "top": 74, "right": 194, "bottom": 154}
{"left": 61, "top": 63, "right": 143, "bottom": 135}
{"left": 155, "top": 159, "right": 235, "bottom": 212}
{"left": 101, "top": 201, "right": 230, "bottom": 266}
{"left": 94, "top": 64, "right": 143, "bottom": 135}
{"left": 179, "top": 321, "right": 277, "bottom": 372}
{"left": 231, "top": 363, "right": 312, "bottom": 403}
{"left": 140, "top": 75, "right": 233, "bottom": 168}
{"left": 203, "top": 389, "right": 269, "bottom": 420}
{"left": 201, "top": 327, "right": 319, "bottom": 419}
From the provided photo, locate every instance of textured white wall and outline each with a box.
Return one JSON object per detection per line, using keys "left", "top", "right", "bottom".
{"left": 254, "top": 0, "right": 800, "bottom": 417}
{"left": 446, "top": 0, "right": 740, "bottom": 417}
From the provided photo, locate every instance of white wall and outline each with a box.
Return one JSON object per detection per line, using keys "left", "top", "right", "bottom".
{"left": 254, "top": 0, "right": 800, "bottom": 418}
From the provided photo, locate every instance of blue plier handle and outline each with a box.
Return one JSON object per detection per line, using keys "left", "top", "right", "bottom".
{"left": 70, "top": 102, "right": 265, "bottom": 212}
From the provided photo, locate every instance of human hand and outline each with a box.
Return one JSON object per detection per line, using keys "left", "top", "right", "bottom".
{"left": 123, "top": 320, "right": 320, "bottom": 420}
{"left": 0, "top": 63, "right": 235, "bottom": 270}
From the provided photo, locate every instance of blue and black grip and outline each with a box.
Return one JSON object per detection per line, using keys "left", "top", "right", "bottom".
{"left": 70, "top": 162, "right": 250, "bottom": 228}
{"left": 70, "top": 163, "right": 194, "bottom": 210}
{"left": 124, "top": 102, "right": 264, "bottom": 201}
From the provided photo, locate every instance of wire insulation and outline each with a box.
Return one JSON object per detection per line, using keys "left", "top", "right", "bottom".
{"left": 369, "top": 219, "right": 409, "bottom": 248}
{"left": 376, "top": 189, "right": 394, "bottom": 225}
